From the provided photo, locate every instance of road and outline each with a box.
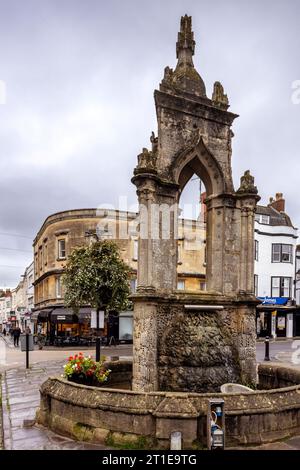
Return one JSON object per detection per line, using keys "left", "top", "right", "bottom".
{"left": 1, "top": 334, "right": 300, "bottom": 371}
{"left": 256, "top": 338, "right": 300, "bottom": 366}
{"left": 0, "top": 335, "right": 133, "bottom": 372}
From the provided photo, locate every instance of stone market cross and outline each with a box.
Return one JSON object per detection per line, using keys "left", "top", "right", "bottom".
{"left": 131, "top": 15, "right": 260, "bottom": 393}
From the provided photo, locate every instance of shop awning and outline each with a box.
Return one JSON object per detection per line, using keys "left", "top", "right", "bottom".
{"left": 50, "top": 308, "right": 78, "bottom": 323}
{"left": 257, "top": 297, "right": 289, "bottom": 306}
{"left": 31, "top": 309, "right": 53, "bottom": 321}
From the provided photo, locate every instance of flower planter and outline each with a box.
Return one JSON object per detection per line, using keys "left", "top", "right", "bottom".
{"left": 67, "top": 374, "right": 109, "bottom": 387}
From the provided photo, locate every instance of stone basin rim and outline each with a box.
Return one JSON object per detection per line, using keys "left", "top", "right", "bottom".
{"left": 42, "top": 375, "right": 300, "bottom": 398}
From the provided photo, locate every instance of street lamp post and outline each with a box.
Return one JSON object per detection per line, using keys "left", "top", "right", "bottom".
{"left": 264, "top": 336, "right": 270, "bottom": 361}
{"left": 96, "top": 308, "right": 101, "bottom": 362}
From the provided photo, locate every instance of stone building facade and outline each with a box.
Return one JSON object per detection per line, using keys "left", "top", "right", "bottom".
{"left": 32, "top": 208, "right": 206, "bottom": 340}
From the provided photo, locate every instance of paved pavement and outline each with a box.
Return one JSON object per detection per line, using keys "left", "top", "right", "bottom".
{"left": 0, "top": 360, "right": 113, "bottom": 450}
{"left": 1, "top": 336, "right": 300, "bottom": 450}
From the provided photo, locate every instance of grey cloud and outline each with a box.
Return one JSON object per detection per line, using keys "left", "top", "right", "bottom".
{"left": 0, "top": 0, "right": 299, "bottom": 285}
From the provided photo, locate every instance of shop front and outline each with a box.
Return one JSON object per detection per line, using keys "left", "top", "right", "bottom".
{"left": 256, "top": 297, "right": 295, "bottom": 339}
{"left": 31, "top": 307, "right": 133, "bottom": 345}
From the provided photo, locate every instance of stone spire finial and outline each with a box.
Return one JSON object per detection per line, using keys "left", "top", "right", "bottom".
{"left": 160, "top": 15, "right": 207, "bottom": 98}
{"left": 176, "top": 14, "right": 195, "bottom": 60}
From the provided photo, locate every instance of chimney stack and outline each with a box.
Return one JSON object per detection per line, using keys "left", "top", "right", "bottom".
{"left": 268, "top": 193, "right": 285, "bottom": 213}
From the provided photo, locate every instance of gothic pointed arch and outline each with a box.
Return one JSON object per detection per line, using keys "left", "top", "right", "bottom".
{"left": 171, "top": 135, "right": 226, "bottom": 197}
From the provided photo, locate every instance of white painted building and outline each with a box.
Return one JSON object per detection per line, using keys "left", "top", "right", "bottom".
{"left": 0, "top": 291, "right": 13, "bottom": 331}
{"left": 1, "top": 262, "right": 35, "bottom": 333}
{"left": 254, "top": 193, "right": 299, "bottom": 338}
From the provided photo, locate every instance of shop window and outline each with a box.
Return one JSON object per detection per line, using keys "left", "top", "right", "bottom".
{"left": 271, "top": 277, "right": 291, "bottom": 298}
{"left": 58, "top": 239, "right": 66, "bottom": 259}
{"left": 177, "top": 280, "right": 185, "bottom": 290}
{"left": 272, "top": 244, "right": 293, "bottom": 263}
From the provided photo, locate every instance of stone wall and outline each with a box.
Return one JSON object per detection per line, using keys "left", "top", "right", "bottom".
{"left": 37, "top": 364, "right": 300, "bottom": 448}
{"left": 133, "top": 293, "right": 257, "bottom": 393}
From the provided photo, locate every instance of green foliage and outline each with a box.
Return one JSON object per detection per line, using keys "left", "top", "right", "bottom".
{"left": 62, "top": 240, "right": 131, "bottom": 313}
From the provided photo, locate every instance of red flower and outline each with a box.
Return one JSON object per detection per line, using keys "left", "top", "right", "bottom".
{"left": 69, "top": 356, "right": 73, "bottom": 361}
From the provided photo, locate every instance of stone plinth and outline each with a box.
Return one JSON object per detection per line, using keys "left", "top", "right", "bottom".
{"left": 132, "top": 292, "right": 258, "bottom": 393}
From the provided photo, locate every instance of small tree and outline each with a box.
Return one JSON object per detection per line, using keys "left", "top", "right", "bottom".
{"left": 62, "top": 240, "right": 131, "bottom": 360}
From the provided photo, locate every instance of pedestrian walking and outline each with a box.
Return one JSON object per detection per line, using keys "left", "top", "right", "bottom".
{"left": 13, "top": 326, "right": 21, "bottom": 347}
{"left": 2, "top": 327, "right": 6, "bottom": 336}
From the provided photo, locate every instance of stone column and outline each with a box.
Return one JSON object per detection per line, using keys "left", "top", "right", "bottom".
{"left": 132, "top": 298, "right": 158, "bottom": 392}
{"left": 136, "top": 182, "right": 157, "bottom": 292}
{"left": 132, "top": 175, "right": 179, "bottom": 392}
{"left": 205, "top": 198, "right": 224, "bottom": 293}
{"left": 239, "top": 207, "right": 248, "bottom": 292}
{"left": 246, "top": 208, "right": 255, "bottom": 293}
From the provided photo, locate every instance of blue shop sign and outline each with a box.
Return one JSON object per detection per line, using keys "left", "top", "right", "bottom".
{"left": 257, "top": 297, "right": 288, "bottom": 306}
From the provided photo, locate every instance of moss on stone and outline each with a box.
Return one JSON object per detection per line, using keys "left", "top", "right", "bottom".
{"left": 73, "top": 422, "right": 94, "bottom": 442}
{"left": 105, "top": 431, "right": 157, "bottom": 450}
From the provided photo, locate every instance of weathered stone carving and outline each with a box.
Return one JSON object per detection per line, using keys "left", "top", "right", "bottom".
{"left": 237, "top": 170, "right": 258, "bottom": 195}
{"left": 136, "top": 147, "right": 157, "bottom": 172}
{"left": 212, "top": 81, "right": 229, "bottom": 108}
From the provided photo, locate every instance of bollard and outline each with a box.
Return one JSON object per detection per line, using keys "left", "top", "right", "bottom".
{"left": 264, "top": 336, "right": 270, "bottom": 361}
{"left": 170, "top": 431, "right": 182, "bottom": 450}
{"left": 26, "top": 333, "right": 29, "bottom": 369}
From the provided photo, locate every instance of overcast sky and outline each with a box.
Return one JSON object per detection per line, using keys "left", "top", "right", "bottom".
{"left": 0, "top": 0, "right": 299, "bottom": 287}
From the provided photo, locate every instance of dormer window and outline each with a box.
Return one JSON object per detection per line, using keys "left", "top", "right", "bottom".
{"left": 255, "top": 214, "right": 270, "bottom": 225}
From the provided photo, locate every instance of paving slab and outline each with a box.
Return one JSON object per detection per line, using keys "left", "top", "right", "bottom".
{"left": 0, "top": 359, "right": 113, "bottom": 450}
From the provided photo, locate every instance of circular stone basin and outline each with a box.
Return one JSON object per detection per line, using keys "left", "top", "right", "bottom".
{"left": 220, "top": 383, "right": 254, "bottom": 393}
{"left": 36, "top": 362, "right": 300, "bottom": 449}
